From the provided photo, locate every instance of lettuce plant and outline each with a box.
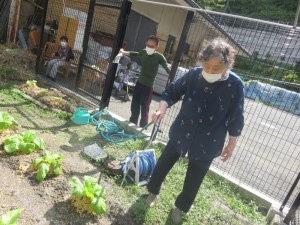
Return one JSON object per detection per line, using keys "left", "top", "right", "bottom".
{"left": 32, "top": 151, "right": 63, "bottom": 182}
{"left": 4, "top": 130, "right": 45, "bottom": 154}
{"left": 0, "top": 112, "right": 17, "bottom": 131}
{"left": 25, "top": 80, "right": 37, "bottom": 87}
{"left": 69, "top": 176, "right": 106, "bottom": 215}
{"left": 0, "top": 208, "right": 23, "bottom": 225}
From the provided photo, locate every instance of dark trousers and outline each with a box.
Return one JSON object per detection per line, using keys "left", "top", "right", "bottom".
{"left": 147, "top": 141, "right": 213, "bottom": 213}
{"left": 130, "top": 82, "right": 153, "bottom": 127}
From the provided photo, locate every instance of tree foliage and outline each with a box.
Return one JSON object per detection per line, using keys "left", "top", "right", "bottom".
{"left": 195, "top": 0, "right": 299, "bottom": 24}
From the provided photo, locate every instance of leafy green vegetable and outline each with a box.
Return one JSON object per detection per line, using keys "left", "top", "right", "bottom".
{"left": 32, "top": 151, "right": 63, "bottom": 182}
{"left": 4, "top": 130, "right": 45, "bottom": 154}
{"left": 25, "top": 80, "right": 37, "bottom": 87}
{"left": 0, "top": 208, "right": 23, "bottom": 225}
{"left": 0, "top": 112, "right": 17, "bottom": 131}
{"left": 69, "top": 176, "right": 106, "bottom": 215}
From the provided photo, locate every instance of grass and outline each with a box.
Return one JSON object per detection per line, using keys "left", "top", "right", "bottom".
{"left": 99, "top": 140, "right": 267, "bottom": 225}
{"left": 0, "top": 83, "right": 267, "bottom": 225}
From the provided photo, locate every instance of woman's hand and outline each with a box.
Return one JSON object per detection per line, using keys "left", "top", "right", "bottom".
{"left": 220, "top": 136, "right": 237, "bottom": 162}
{"left": 152, "top": 101, "right": 168, "bottom": 123}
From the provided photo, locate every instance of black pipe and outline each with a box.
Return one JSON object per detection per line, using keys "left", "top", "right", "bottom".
{"left": 99, "top": 0, "right": 132, "bottom": 110}
{"left": 35, "top": 0, "right": 48, "bottom": 73}
{"left": 74, "top": 0, "right": 96, "bottom": 90}
{"left": 280, "top": 173, "right": 300, "bottom": 211}
{"left": 167, "top": 10, "right": 194, "bottom": 85}
{"left": 283, "top": 192, "right": 300, "bottom": 224}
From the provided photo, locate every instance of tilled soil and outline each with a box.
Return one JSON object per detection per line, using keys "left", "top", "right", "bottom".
{"left": 0, "top": 147, "right": 135, "bottom": 225}
{"left": 0, "top": 85, "right": 136, "bottom": 225}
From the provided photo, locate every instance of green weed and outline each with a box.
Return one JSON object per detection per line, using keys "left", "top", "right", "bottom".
{"left": 102, "top": 141, "right": 266, "bottom": 224}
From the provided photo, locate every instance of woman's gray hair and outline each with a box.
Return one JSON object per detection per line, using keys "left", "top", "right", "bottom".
{"left": 198, "top": 38, "right": 236, "bottom": 69}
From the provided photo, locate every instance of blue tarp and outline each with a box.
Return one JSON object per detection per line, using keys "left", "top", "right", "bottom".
{"left": 244, "top": 81, "right": 300, "bottom": 116}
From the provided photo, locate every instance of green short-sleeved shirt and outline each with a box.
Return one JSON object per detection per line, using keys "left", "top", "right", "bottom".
{"left": 130, "top": 50, "right": 170, "bottom": 87}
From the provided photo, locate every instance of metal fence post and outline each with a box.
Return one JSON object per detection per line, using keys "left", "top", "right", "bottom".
{"left": 99, "top": 0, "right": 132, "bottom": 110}
{"left": 167, "top": 10, "right": 194, "bottom": 85}
{"left": 284, "top": 193, "right": 300, "bottom": 224}
{"left": 280, "top": 173, "right": 300, "bottom": 212}
{"left": 74, "top": 0, "right": 96, "bottom": 91}
{"left": 280, "top": 173, "right": 300, "bottom": 224}
{"left": 35, "top": 0, "right": 49, "bottom": 73}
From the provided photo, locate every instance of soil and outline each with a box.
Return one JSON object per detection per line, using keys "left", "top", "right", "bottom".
{"left": 0, "top": 81, "right": 137, "bottom": 225}
{"left": 18, "top": 82, "right": 88, "bottom": 114}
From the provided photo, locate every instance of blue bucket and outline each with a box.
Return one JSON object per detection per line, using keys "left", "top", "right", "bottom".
{"left": 71, "top": 108, "right": 91, "bottom": 125}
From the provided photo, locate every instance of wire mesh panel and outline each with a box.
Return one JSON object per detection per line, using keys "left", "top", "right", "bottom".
{"left": 77, "top": 0, "right": 122, "bottom": 101}
{"left": 156, "top": 7, "right": 300, "bottom": 208}
{"left": 291, "top": 209, "right": 300, "bottom": 225}
{"left": 38, "top": 0, "right": 89, "bottom": 87}
{"left": 38, "top": 0, "right": 122, "bottom": 102}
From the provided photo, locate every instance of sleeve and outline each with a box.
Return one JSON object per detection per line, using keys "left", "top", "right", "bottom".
{"left": 160, "top": 55, "right": 170, "bottom": 74}
{"left": 67, "top": 48, "right": 75, "bottom": 61}
{"left": 54, "top": 46, "right": 60, "bottom": 56}
{"left": 129, "top": 51, "right": 140, "bottom": 57}
{"left": 227, "top": 80, "right": 245, "bottom": 137}
{"left": 161, "top": 68, "right": 194, "bottom": 107}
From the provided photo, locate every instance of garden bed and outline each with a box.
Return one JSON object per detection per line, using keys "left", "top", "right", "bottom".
{"left": 0, "top": 83, "right": 267, "bottom": 225}
{"left": 0, "top": 46, "right": 267, "bottom": 224}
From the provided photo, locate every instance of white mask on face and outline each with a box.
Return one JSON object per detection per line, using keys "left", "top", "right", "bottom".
{"left": 60, "top": 41, "right": 67, "bottom": 47}
{"left": 202, "top": 70, "right": 223, "bottom": 83}
{"left": 145, "top": 46, "right": 155, "bottom": 55}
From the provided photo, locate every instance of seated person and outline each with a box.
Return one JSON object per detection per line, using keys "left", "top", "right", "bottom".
{"left": 45, "top": 35, "right": 74, "bottom": 81}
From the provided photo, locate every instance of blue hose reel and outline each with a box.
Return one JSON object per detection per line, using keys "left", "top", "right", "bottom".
{"left": 121, "top": 149, "right": 156, "bottom": 186}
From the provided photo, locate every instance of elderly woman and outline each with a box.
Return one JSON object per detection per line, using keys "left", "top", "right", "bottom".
{"left": 146, "top": 38, "right": 244, "bottom": 223}
{"left": 45, "top": 35, "right": 74, "bottom": 82}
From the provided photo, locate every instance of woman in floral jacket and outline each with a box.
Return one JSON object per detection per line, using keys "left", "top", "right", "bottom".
{"left": 146, "top": 38, "right": 244, "bottom": 224}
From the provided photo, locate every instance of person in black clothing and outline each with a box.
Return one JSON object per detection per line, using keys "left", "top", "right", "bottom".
{"left": 145, "top": 38, "right": 245, "bottom": 224}
{"left": 120, "top": 35, "right": 170, "bottom": 127}
{"left": 45, "top": 35, "right": 74, "bottom": 81}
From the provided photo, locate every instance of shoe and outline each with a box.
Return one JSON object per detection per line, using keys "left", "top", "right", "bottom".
{"left": 171, "top": 207, "right": 182, "bottom": 224}
{"left": 50, "top": 77, "right": 56, "bottom": 82}
{"left": 145, "top": 194, "right": 157, "bottom": 207}
{"left": 46, "top": 74, "right": 51, "bottom": 79}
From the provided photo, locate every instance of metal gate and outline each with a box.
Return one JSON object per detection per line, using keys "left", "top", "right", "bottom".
{"left": 36, "top": 0, "right": 131, "bottom": 107}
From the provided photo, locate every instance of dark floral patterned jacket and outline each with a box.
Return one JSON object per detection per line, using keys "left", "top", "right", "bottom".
{"left": 162, "top": 67, "right": 244, "bottom": 160}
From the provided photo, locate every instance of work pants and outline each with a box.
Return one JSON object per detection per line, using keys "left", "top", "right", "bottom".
{"left": 46, "top": 58, "right": 68, "bottom": 78}
{"left": 147, "top": 141, "right": 213, "bottom": 213}
{"left": 130, "top": 82, "right": 153, "bottom": 127}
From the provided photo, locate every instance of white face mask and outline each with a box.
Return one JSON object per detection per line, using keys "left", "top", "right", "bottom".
{"left": 202, "top": 70, "right": 223, "bottom": 83}
{"left": 145, "top": 46, "right": 155, "bottom": 55}
{"left": 60, "top": 41, "right": 67, "bottom": 47}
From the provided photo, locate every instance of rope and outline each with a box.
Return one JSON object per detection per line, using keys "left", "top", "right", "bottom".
{"left": 90, "top": 110, "right": 149, "bottom": 143}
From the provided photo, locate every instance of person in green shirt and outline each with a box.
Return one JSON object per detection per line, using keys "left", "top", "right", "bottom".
{"left": 120, "top": 35, "right": 170, "bottom": 127}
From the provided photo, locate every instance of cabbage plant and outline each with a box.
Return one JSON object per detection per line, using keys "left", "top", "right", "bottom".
{"left": 0, "top": 208, "right": 23, "bottom": 225}
{"left": 69, "top": 176, "right": 106, "bottom": 215}
{"left": 0, "top": 112, "right": 17, "bottom": 131}
{"left": 32, "top": 151, "right": 63, "bottom": 182}
{"left": 4, "top": 130, "right": 45, "bottom": 154}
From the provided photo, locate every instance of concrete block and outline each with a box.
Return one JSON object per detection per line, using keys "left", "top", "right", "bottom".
{"left": 266, "top": 205, "right": 288, "bottom": 225}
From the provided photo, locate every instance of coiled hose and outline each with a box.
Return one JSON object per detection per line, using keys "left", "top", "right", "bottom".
{"left": 90, "top": 110, "right": 149, "bottom": 143}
